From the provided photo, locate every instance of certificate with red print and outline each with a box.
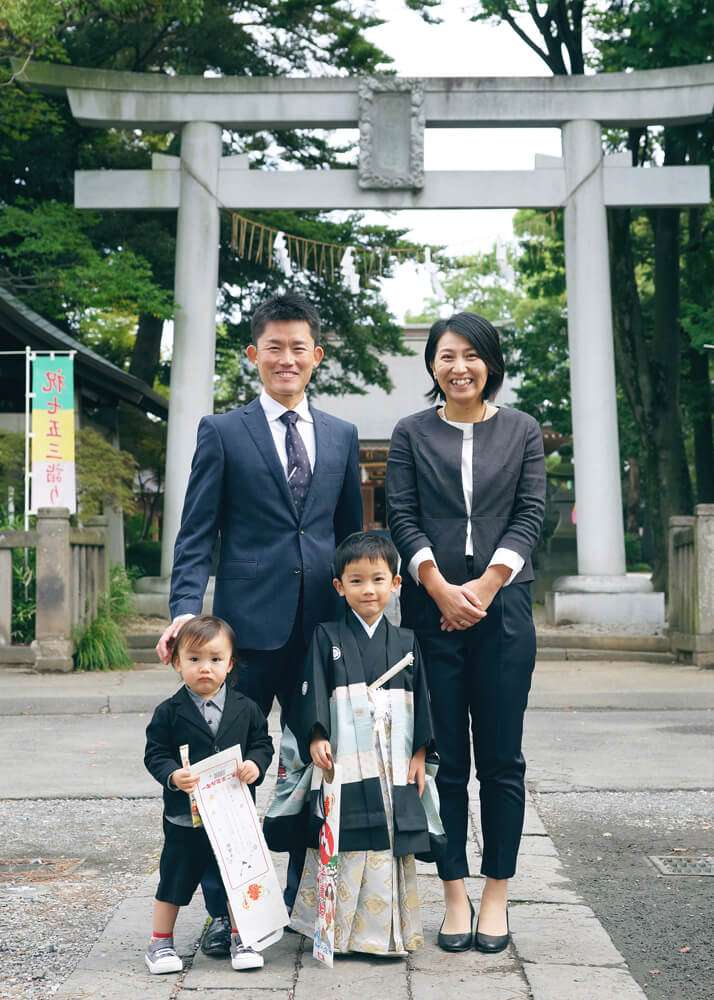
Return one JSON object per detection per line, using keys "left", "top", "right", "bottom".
{"left": 190, "top": 745, "right": 289, "bottom": 949}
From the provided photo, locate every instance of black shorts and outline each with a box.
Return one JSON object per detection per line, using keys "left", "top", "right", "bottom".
{"left": 156, "top": 815, "right": 222, "bottom": 907}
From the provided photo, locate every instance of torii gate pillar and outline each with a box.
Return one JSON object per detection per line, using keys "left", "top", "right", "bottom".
{"left": 549, "top": 120, "right": 664, "bottom": 625}
{"left": 161, "top": 121, "right": 221, "bottom": 579}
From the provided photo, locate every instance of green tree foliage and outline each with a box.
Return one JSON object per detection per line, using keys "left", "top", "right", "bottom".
{"left": 471, "top": 1, "right": 588, "bottom": 74}
{"left": 0, "top": 2, "right": 433, "bottom": 403}
{"left": 75, "top": 427, "right": 137, "bottom": 517}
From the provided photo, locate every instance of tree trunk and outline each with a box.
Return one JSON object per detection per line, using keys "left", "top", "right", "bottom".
{"left": 609, "top": 207, "right": 664, "bottom": 584}
{"left": 626, "top": 456, "right": 640, "bottom": 535}
{"left": 608, "top": 205, "right": 692, "bottom": 592}
{"left": 648, "top": 205, "right": 693, "bottom": 590}
{"left": 689, "top": 347, "right": 714, "bottom": 502}
{"left": 683, "top": 207, "right": 714, "bottom": 503}
{"left": 129, "top": 313, "right": 164, "bottom": 386}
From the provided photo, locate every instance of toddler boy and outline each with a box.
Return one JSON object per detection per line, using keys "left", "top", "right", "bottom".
{"left": 144, "top": 615, "right": 273, "bottom": 974}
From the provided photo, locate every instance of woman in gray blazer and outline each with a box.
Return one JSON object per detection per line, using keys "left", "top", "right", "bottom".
{"left": 386, "top": 313, "right": 545, "bottom": 954}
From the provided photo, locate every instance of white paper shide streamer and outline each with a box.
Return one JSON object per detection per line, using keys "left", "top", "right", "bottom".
{"left": 423, "top": 247, "right": 446, "bottom": 301}
{"left": 340, "top": 247, "right": 361, "bottom": 295}
{"left": 273, "top": 231, "right": 292, "bottom": 277}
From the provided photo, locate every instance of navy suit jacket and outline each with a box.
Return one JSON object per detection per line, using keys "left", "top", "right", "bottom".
{"left": 169, "top": 398, "right": 363, "bottom": 650}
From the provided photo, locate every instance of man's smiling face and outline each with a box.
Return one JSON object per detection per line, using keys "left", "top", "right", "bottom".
{"left": 246, "top": 320, "right": 324, "bottom": 407}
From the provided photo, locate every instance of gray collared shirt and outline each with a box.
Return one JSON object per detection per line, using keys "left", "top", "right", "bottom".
{"left": 166, "top": 683, "right": 226, "bottom": 827}
{"left": 186, "top": 682, "right": 226, "bottom": 736}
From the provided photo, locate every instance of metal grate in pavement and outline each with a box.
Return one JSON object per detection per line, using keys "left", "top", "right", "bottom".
{"left": 648, "top": 854, "right": 714, "bottom": 877}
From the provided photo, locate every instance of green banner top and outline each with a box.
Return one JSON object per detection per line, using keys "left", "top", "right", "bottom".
{"left": 32, "top": 356, "right": 74, "bottom": 411}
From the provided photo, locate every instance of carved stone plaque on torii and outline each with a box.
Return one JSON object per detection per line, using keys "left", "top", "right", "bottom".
{"left": 15, "top": 61, "right": 714, "bottom": 625}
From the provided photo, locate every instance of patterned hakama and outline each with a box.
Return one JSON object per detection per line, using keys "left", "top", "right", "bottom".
{"left": 290, "top": 692, "right": 423, "bottom": 956}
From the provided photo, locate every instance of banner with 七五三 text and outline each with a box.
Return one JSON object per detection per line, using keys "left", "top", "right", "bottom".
{"left": 31, "top": 356, "right": 76, "bottom": 513}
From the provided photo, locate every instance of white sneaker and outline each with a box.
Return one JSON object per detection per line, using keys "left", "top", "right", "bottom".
{"left": 145, "top": 938, "right": 183, "bottom": 975}
{"left": 231, "top": 933, "right": 264, "bottom": 971}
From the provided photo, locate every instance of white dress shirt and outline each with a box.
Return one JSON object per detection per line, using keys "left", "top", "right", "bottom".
{"left": 259, "top": 389, "right": 316, "bottom": 475}
{"left": 408, "top": 406, "right": 524, "bottom": 586}
{"left": 351, "top": 610, "right": 384, "bottom": 638}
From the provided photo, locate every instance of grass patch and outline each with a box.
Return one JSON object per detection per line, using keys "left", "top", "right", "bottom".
{"left": 74, "top": 566, "right": 134, "bottom": 671}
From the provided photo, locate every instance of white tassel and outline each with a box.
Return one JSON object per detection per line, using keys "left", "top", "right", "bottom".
{"left": 273, "top": 231, "right": 292, "bottom": 278}
{"left": 340, "top": 247, "right": 361, "bottom": 295}
{"left": 424, "top": 246, "right": 446, "bottom": 300}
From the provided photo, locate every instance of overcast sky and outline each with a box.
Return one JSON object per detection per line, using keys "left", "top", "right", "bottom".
{"left": 349, "top": 0, "right": 564, "bottom": 320}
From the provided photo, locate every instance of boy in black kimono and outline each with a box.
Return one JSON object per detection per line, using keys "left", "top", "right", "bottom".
{"left": 265, "top": 533, "right": 445, "bottom": 956}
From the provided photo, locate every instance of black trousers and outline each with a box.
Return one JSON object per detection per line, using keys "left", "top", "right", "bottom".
{"left": 414, "top": 581, "right": 536, "bottom": 881}
{"left": 157, "top": 817, "right": 221, "bottom": 907}
{"left": 200, "top": 601, "right": 308, "bottom": 915}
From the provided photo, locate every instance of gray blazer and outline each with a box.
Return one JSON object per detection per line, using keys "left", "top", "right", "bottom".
{"left": 386, "top": 406, "right": 546, "bottom": 601}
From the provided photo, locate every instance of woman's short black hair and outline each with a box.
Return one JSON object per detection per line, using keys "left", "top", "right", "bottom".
{"left": 250, "top": 291, "right": 321, "bottom": 345}
{"left": 424, "top": 312, "right": 505, "bottom": 404}
{"left": 334, "top": 531, "right": 399, "bottom": 580}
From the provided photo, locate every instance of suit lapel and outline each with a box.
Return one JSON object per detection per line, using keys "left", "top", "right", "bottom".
{"left": 241, "top": 398, "right": 297, "bottom": 521}
{"left": 215, "top": 686, "right": 250, "bottom": 743}
{"left": 300, "top": 407, "right": 331, "bottom": 523}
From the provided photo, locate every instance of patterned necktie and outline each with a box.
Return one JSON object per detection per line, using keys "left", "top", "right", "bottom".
{"left": 280, "top": 411, "right": 312, "bottom": 513}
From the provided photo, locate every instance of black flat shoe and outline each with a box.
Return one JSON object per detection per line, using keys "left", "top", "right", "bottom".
{"left": 201, "top": 915, "right": 231, "bottom": 957}
{"left": 474, "top": 906, "right": 510, "bottom": 954}
{"left": 437, "top": 899, "right": 475, "bottom": 952}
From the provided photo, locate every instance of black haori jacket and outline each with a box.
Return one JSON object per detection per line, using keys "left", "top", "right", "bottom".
{"left": 264, "top": 612, "right": 447, "bottom": 861}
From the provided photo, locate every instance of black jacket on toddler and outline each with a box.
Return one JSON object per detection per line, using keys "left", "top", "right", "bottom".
{"left": 145, "top": 684, "right": 274, "bottom": 819}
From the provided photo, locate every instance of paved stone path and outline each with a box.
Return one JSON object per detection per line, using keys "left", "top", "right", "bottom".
{"left": 54, "top": 747, "right": 647, "bottom": 1000}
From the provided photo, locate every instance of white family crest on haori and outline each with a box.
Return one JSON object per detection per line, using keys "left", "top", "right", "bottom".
{"left": 332, "top": 646, "right": 341, "bottom": 660}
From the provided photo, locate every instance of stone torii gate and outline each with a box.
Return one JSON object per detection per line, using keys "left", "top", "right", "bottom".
{"left": 17, "top": 62, "right": 714, "bottom": 625}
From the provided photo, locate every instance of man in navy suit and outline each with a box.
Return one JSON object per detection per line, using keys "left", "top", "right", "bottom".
{"left": 156, "top": 291, "right": 363, "bottom": 952}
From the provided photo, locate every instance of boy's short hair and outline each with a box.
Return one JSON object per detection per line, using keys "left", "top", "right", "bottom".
{"left": 334, "top": 532, "right": 399, "bottom": 579}
{"left": 170, "top": 615, "right": 237, "bottom": 665}
{"left": 250, "top": 292, "right": 321, "bottom": 345}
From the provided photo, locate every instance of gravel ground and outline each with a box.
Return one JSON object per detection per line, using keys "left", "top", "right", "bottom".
{"left": 534, "top": 790, "right": 714, "bottom": 1000}
{"left": 0, "top": 799, "right": 163, "bottom": 1000}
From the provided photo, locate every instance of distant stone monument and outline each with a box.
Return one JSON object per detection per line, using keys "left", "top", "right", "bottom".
{"left": 16, "top": 61, "right": 714, "bottom": 625}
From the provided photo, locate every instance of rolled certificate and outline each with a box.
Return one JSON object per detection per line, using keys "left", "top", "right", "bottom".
{"left": 179, "top": 743, "right": 203, "bottom": 828}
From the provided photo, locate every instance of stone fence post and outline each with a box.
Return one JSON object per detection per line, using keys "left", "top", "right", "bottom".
{"left": 0, "top": 547, "right": 11, "bottom": 645}
{"left": 669, "top": 504, "right": 714, "bottom": 667}
{"left": 694, "top": 503, "right": 714, "bottom": 645}
{"left": 33, "top": 507, "right": 73, "bottom": 672}
{"left": 84, "top": 514, "right": 110, "bottom": 593}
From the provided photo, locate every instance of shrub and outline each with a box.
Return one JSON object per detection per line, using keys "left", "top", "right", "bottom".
{"left": 74, "top": 565, "right": 134, "bottom": 671}
{"left": 11, "top": 547, "right": 36, "bottom": 645}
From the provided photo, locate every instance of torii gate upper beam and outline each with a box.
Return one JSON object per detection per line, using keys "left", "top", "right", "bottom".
{"left": 14, "top": 61, "right": 714, "bottom": 130}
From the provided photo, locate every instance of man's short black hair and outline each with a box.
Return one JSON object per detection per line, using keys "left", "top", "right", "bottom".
{"left": 250, "top": 292, "right": 321, "bottom": 345}
{"left": 424, "top": 311, "right": 505, "bottom": 403}
{"left": 334, "top": 532, "right": 400, "bottom": 579}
